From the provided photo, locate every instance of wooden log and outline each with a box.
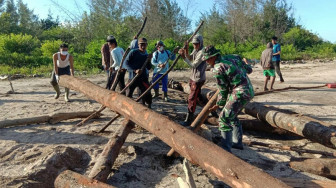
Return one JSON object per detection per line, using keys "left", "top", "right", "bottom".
{"left": 167, "top": 90, "right": 219, "bottom": 157}
{"left": 244, "top": 102, "right": 336, "bottom": 149}
{"left": 279, "top": 178, "right": 336, "bottom": 188}
{"left": 0, "top": 111, "right": 100, "bottom": 128}
{"left": 290, "top": 158, "right": 336, "bottom": 179}
{"left": 54, "top": 170, "right": 115, "bottom": 188}
{"left": 206, "top": 116, "right": 290, "bottom": 135}
{"left": 177, "top": 82, "right": 336, "bottom": 149}
{"left": 59, "top": 75, "right": 290, "bottom": 188}
{"left": 49, "top": 111, "right": 101, "bottom": 124}
{"left": 88, "top": 119, "right": 135, "bottom": 182}
{"left": 244, "top": 140, "right": 336, "bottom": 157}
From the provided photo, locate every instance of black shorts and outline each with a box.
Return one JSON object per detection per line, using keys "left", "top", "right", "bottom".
{"left": 50, "top": 66, "right": 70, "bottom": 86}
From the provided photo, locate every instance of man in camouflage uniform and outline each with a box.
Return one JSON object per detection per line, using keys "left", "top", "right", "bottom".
{"left": 203, "top": 45, "right": 254, "bottom": 152}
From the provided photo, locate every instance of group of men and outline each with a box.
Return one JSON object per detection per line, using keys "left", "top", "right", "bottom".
{"left": 260, "top": 36, "right": 284, "bottom": 91}
{"left": 50, "top": 34, "right": 284, "bottom": 153}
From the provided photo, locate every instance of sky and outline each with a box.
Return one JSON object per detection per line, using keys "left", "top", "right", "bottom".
{"left": 21, "top": 0, "right": 336, "bottom": 43}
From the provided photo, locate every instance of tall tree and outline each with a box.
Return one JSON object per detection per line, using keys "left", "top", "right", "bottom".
{"left": 4, "top": 0, "right": 19, "bottom": 33}
{"left": 17, "top": 0, "right": 39, "bottom": 34}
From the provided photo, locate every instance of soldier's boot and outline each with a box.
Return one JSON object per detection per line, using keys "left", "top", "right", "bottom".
{"left": 232, "top": 124, "right": 244, "bottom": 150}
{"left": 64, "top": 88, "right": 70, "bottom": 102}
{"left": 152, "top": 89, "right": 159, "bottom": 98}
{"left": 53, "top": 84, "right": 61, "bottom": 99}
{"left": 182, "top": 112, "right": 193, "bottom": 127}
{"left": 163, "top": 92, "right": 169, "bottom": 102}
{"left": 220, "top": 130, "right": 233, "bottom": 153}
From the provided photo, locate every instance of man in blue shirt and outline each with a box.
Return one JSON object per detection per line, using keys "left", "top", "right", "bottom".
{"left": 123, "top": 38, "right": 152, "bottom": 108}
{"left": 151, "top": 41, "right": 177, "bottom": 101}
{"left": 271, "top": 36, "right": 284, "bottom": 82}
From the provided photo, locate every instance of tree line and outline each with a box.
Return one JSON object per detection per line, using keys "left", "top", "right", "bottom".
{"left": 0, "top": 0, "right": 335, "bottom": 75}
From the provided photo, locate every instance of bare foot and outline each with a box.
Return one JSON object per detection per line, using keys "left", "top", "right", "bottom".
{"left": 264, "top": 88, "right": 269, "bottom": 91}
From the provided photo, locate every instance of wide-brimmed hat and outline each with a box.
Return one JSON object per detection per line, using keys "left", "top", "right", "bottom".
{"left": 202, "top": 45, "right": 220, "bottom": 61}
{"left": 138, "top": 37, "right": 148, "bottom": 44}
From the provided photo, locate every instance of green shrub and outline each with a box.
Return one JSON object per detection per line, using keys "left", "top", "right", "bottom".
{"left": 41, "top": 40, "right": 64, "bottom": 57}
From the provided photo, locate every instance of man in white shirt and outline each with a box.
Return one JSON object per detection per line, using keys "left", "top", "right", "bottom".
{"left": 50, "top": 43, "right": 74, "bottom": 102}
{"left": 107, "top": 37, "right": 126, "bottom": 93}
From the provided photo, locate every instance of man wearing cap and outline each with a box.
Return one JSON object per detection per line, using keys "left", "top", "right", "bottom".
{"left": 50, "top": 43, "right": 74, "bottom": 102}
{"left": 151, "top": 41, "right": 177, "bottom": 101}
{"left": 107, "top": 37, "right": 126, "bottom": 92}
{"left": 178, "top": 34, "right": 207, "bottom": 126}
{"left": 101, "top": 35, "right": 114, "bottom": 89}
{"left": 123, "top": 37, "right": 152, "bottom": 108}
{"left": 203, "top": 45, "right": 254, "bottom": 153}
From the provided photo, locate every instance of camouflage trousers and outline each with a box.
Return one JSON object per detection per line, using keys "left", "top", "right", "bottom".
{"left": 218, "top": 90, "right": 252, "bottom": 132}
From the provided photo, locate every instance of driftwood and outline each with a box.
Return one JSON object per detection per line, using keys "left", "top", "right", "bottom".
{"left": 59, "top": 75, "right": 290, "bottom": 187}
{"left": 0, "top": 111, "right": 101, "bottom": 128}
{"left": 290, "top": 158, "right": 336, "bottom": 179}
{"left": 88, "top": 119, "right": 135, "bottom": 182}
{"left": 167, "top": 89, "right": 219, "bottom": 157}
{"left": 175, "top": 82, "right": 336, "bottom": 149}
{"left": 244, "top": 140, "right": 336, "bottom": 157}
{"left": 255, "top": 84, "right": 327, "bottom": 96}
{"left": 54, "top": 170, "right": 116, "bottom": 188}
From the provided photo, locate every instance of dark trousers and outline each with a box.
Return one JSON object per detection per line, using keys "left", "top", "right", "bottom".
{"left": 188, "top": 79, "right": 205, "bottom": 113}
{"left": 106, "top": 69, "right": 126, "bottom": 92}
{"left": 50, "top": 66, "right": 70, "bottom": 86}
{"left": 272, "top": 60, "right": 284, "bottom": 82}
{"left": 126, "top": 76, "right": 152, "bottom": 106}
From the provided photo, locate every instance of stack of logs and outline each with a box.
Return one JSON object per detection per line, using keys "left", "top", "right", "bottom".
{"left": 51, "top": 76, "right": 336, "bottom": 187}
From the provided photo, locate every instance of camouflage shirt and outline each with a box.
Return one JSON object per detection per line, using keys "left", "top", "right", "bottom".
{"left": 213, "top": 55, "right": 254, "bottom": 106}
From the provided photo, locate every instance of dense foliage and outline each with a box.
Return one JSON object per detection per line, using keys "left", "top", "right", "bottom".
{"left": 0, "top": 0, "right": 335, "bottom": 75}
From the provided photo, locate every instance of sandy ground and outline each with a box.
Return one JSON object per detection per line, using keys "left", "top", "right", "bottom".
{"left": 0, "top": 60, "right": 336, "bottom": 187}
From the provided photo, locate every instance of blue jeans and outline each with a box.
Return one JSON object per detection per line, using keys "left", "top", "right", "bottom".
{"left": 152, "top": 73, "right": 168, "bottom": 92}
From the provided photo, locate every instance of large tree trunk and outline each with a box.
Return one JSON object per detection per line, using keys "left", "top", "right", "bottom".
{"left": 59, "top": 75, "right": 289, "bottom": 188}
{"left": 88, "top": 119, "right": 135, "bottom": 182}
{"left": 176, "top": 82, "right": 336, "bottom": 149}
{"left": 55, "top": 170, "right": 115, "bottom": 188}
{"left": 290, "top": 158, "right": 336, "bottom": 179}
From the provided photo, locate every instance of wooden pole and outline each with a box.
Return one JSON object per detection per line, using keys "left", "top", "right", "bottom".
{"left": 59, "top": 75, "right": 290, "bottom": 188}
{"left": 167, "top": 90, "right": 219, "bottom": 157}
{"left": 88, "top": 119, "right": 135, "bottom": 182}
